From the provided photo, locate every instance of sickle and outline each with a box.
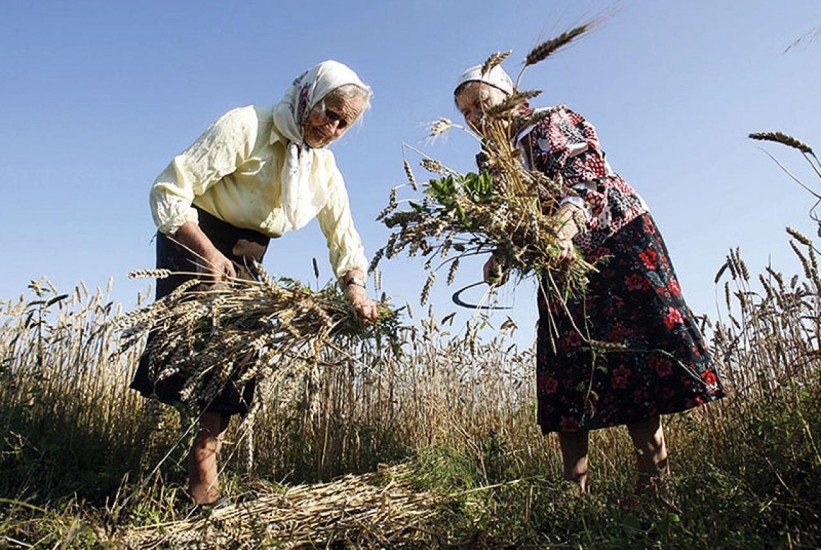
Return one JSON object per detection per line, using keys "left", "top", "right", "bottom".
{"left": 451, "top": 281, "right": 512, "bottom": 310}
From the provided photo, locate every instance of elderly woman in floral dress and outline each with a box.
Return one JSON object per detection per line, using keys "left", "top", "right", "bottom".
{"left": 453, "top": 64, "right": 725, "bottom": 501}
{"left": 131, "top": 60, "right": 377, "bottom": 506}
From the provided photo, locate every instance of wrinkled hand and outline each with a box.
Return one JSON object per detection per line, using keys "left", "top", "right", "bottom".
{"left": 345, "top": 284, "right": 378, "bottom": 322}
{"left": 483, "top": 255, "right": 508, "bottom": 286}
{"left": 200, "top": 247, "right": 236, "bottom": 283}
{"left": 174, "top": 221, "right": 236, "bottom": 284}
{"left": 555, "top": 238, "right": 577, "bottom": 265}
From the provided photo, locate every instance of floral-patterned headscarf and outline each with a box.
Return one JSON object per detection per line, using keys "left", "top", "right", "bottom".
{"left": 272, "top": 60, "right": 371, "bottom": 232}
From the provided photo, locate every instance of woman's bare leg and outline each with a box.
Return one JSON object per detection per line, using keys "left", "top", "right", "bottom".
{"left": 188, "top": 411, "right": 228, "bottom": 504}
{"left": 626, "top": 415, "right": 669, "bottom": 495}
{"left": 558, "top": 430, "right": 590, "bottom": 493}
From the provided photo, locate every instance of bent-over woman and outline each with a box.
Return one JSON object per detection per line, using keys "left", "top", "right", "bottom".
{"left": 131, "top": 60, "right": 377, "bottom": 506}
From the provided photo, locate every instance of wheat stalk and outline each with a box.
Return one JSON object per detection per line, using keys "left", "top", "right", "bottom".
{"left": 486, "top": 89, "right": 543, "bottom": 118}
{"left": 749, "top": 131, "right": 813, "bottom": 154}
{"left": 481, "top": 49, "right": 512, "bottom": 75}
{"left": 116, "top": 271, "right": 402, "bottom": 415}
{"left": 524, "top": 24, "right": 588, "bottom": 67}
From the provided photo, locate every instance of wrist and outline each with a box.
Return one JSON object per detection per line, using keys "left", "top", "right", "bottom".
{"left": 344, "top": 275, "right": 366, "bottom": 289}
{"left": 556, "top": 206, "right": 585, "bottom": 240}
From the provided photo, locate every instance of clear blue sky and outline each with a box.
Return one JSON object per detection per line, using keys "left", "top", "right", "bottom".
{"left": 1, "top": 1, "right": 819, "bottom": 345}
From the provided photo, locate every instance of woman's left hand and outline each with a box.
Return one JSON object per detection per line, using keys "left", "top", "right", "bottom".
{"left": 345, "top": 284, "right": 378, "bottom": 322}
{"left": 556, "top": 237, "right": 577, "bottom": 265}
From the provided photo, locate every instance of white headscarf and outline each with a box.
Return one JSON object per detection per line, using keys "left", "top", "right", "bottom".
{"left": 272, "top": 60, "right": 371, "bottom": 232}
{"left": 454, "top": 64, "right": 514, "bottom": 96}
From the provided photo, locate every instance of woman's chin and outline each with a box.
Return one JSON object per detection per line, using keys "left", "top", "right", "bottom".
{"left": 305, "top": 134, "right": 331, "bottom": 148}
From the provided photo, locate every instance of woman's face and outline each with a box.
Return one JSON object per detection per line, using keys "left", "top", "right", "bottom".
{"left": 455, "top": 81, "right": 509, "bottom": 136}
{"left": 302, "top": 91, "right": 366, "bottom": 148}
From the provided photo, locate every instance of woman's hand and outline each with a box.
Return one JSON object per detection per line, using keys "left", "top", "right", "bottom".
{"left": 555, "top": 238, "right": 577, "bottom": 265}
{"left": 174, "top": 221, "right": 236, "bottom": 283}
{"left": 483, "top": 254, "right": 508, "bottom": 286}
{"left": 200, "top": 247, "right": 237, "bottom": 282}
{"left": 552, "top": 202, "right": 584, "bottom": 266}
{"left": 344, "top": 284, "right": 378, "bottom": 322}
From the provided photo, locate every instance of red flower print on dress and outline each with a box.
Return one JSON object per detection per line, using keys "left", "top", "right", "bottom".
{"left": 563, "top": 330, "right": 582, "bottom": 350}
{"left": 648, "top": 355, "right": 673, "bottom": 377}
{"left": 608, "top": 323, "right": 629, "bottom": 344}
{"left": 667, "top": 279, "right": 681, "bottom": 297}
{"left": 626, "top": 273, "right": 647, "bottom": 291}
{"left": 542, "top": 377, "right": 559, "bottom": 394}
{"left": 639, "top": 248, "right": 657, "bottom": 269}
{"left": 611, "top": 365, "right": 631, "bottom": 389}
{"left": 663, "top": 307, "right": 684, "bottom": 329}
{"left": 701, "top": 371, "right": 718, "bottom": 386}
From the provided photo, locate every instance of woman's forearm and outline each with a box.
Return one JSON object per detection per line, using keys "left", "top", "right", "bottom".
{"left": 173, "top": 222, "right": 236, "bottom": 279}
{"left": 173, "top": 222, "right": 218, "bottom": 256}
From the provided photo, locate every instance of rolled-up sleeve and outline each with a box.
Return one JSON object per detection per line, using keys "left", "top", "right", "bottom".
{"left": 150, "top": 107, "right": 259, "bottom": 235}
{"left": 316, "top": 158, "right": 368, "bottom": 284}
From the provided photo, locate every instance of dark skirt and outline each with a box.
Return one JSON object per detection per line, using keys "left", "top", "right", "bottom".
{"left": 130, "top": 207, "right": 271, "bottom": 416}
{"left": 536, "top": 213, "right": 725, "bottom": 433}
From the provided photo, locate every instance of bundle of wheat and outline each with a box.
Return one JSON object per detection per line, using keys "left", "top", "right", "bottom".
{"left": 115, "top": 464, "right": 436, "bottom": 549}
{"left": 371, "top": 19, "right": 605, "bottom": 306}
{"left": 116, "top": 266, "right": 401, "bottom": 416}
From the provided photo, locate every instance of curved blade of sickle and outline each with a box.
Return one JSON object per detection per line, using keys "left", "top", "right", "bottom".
{"left": 451, "top": 281, "right": 512, "bottom": 310}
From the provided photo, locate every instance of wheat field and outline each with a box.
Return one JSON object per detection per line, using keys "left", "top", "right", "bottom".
{"left": 0, "top": 136, "right": 819, "bottom": 547}
{"left": 0, "top": 234, "right": 818, "bottom": 547}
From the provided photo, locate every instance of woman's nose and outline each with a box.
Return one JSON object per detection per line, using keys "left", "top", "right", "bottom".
{"left": 468, "top": 109, "right": 483, "bottom": 129}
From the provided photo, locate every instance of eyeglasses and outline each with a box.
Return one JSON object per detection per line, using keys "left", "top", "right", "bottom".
{"left": 323, "top": 107, "right": 349, "bottom": 129}
{"left": 316, "top": 100, "right": 351, "bottom": 129}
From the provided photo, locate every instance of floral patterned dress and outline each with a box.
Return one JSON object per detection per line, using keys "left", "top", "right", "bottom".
{"left": 519, "top": 106, "right": 726, "bottom": 433}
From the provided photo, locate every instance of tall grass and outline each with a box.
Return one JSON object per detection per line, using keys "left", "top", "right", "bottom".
{"left": 0, "top": 279, "right": 167, "bottom": 502}
{"left": 2, "top": 128, "right": 821, "bottom": 545}
{"left": 1, "top": 255, "right": 817, "bottom": 547}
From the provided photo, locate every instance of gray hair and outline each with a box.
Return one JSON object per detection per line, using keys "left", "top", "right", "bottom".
{"left": 323, "top": 83, "right": 372, "bottom": 120}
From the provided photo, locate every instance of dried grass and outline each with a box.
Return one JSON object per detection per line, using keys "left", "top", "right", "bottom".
{"left": 116, "top": 267, "right": 401, "bottom": 417}
{"left": 114, "top": 464, "right": 435, "bottom": 549}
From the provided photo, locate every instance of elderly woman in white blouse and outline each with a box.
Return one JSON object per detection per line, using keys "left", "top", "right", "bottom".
{"left": 131, "top": 60, "right": 377, "bottom": 506}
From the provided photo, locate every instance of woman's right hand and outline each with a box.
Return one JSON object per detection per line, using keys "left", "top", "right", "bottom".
{"left": 174, "top": 221, "right": 236, "bottom": 283}
{"left": 200, "top": 247, "right": 237, "bottom": 282}
{"left": 552, "top": 203, "right": 583, "bottom": 266}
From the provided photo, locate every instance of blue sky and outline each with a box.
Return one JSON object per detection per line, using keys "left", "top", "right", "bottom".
{"left": 1, "top": 1, "right": 819, "bottom": 345}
